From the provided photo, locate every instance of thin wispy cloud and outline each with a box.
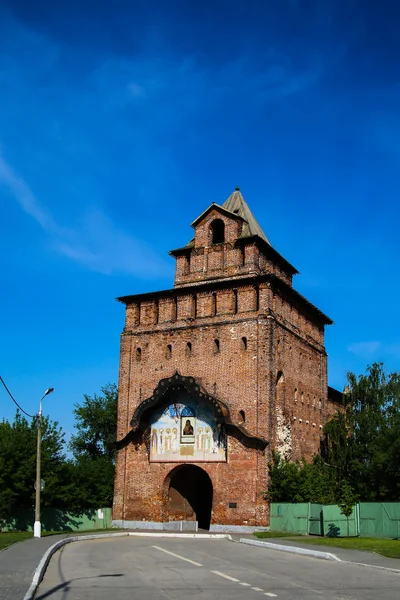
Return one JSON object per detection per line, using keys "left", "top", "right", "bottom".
{"left": 0, "top": 152, "right": 167, "bottom": 277}
{"left": 348, "top": 341, "right": 382, "bottom": 359}
{"left": 348, "top": 342, "right": 400, "bottom": 361}
{"left": 0, "top": 153, "right": 57, "bottom": 232}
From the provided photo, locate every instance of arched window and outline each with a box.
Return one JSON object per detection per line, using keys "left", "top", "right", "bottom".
{"left": 213, "top": 339, "right": 220, "bottom": 354}
{"left": 166, "top": 344, "right": 172, "bottom": 359}
{"left": 186, "top": 342, "right": 192, "bottom": 357}
{"left": 211, "top": 219, "right": 225, "bottom": 244}
{"left": 241, "top": 336, "right": 247, "bottom": 350}
{"left": 239, "top": 410, "right": 246, "bottom": 423}
{"left": 136, "top": 347, "right": 142, "bottom": 362}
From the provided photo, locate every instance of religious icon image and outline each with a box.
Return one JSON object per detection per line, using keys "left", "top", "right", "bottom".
{"left": 180, "top": 416, "right": 195, "bottom": 444}
{"left": 183, "top": 419, "right": 194, "bottom": 435}
{"left": 149, "top": 402, "right": 226, "bottom": 463}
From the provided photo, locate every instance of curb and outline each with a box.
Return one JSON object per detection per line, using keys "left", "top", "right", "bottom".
{"left": 239, "top": 538, "right": 341, "bottom": 561}
{"left": 22, "top": 531, "right": 231, "bottom": 600}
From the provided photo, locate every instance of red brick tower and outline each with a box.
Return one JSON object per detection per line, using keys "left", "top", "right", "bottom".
{"left": 112, "top": 188, "right": 336, "bottom": 531}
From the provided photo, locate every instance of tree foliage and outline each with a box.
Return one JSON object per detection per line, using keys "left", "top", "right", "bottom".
{"left": 267, "top": 452, "right": 336, "bottom": 504}
{"left": 69, "top": 383, "right": 118, "bottom": 461}
{"left": 0, "top": 412, "right": 67, "bottom": 522}
{"left": 68, "top": 383, "right": 118, "bottom": 509}
{"left": 0, "top": 383, "right": 118, "bottom": 524}
{"left": 268, "top": 363, "right": 400, "bottom": 504}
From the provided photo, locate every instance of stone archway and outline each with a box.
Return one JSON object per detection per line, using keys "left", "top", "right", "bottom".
{"left": 166, "top": 465, "right": 213, "bottom": 530}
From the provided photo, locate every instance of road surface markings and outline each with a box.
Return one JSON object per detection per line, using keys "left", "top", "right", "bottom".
{"left": 211, "top": 570, "right": 278, "bottom": 596}
{"left": 152, "top": 546, "right": 278, "bottom": 596}
{"left": 152, "top": 546, "right": 203, "bottom": 566}
{"left": 211, "top": 571, "right": 240, "bottom": 582}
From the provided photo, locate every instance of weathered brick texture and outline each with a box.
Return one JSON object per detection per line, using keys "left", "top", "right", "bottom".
{"left": 113, "top": 192, "right": 338, "bottom": 529}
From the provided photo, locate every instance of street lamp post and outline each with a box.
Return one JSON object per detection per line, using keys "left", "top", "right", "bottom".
{"left": 34, "top": 387, "right": 54, "bottom": 538}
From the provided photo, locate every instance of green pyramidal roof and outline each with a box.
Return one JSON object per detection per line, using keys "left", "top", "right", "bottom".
{"left": 222, "top": 187, "right": 270, "bottom": 244}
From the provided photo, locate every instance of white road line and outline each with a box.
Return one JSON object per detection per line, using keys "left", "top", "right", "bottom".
{"left": 211, "top": 570, "right": 240, "bottom": 582}
{"left": 264, "top": 593, "right": 277, "bottom": 597}
{"left": 152, "top": 545, "right": 203, "bottom": 566}
{"left": 239, "top": 582, "right": 252, "bottom": 586}
{"left": 251, "top": 587, "right": 264, "bottom": 592}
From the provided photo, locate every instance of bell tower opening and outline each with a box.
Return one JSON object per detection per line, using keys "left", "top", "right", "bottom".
{"left": 211, "top": 219, "right": 225, "bottom": 244}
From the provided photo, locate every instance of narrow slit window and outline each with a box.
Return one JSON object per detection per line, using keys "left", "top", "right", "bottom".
{"left": 239, "top": 410, "right": 246, "bottom": 423}
{"left": 233, "top": 289, "right": 238, "bottom": 314}
{"left": 213, "top": 339, "right": 220, "bottom": 354}
{"left": 166, "top": 344, "right": 172, "bottom": 359}
{"left": 241, "top": 336, "right": 247, "bottom": 350}
{"left": 136, "top": 348, "right": 142, "bottom": 362}
{"left": 254, "top": 285, "right": 259, "bottom": 311}
{"left": 186, "top": 342, "right": 192, "bottom": 357}
{"left": 193, "top": 294, "right": 197, "bottom": 319}
{"left": 212, "top": 292, "right": 217, "bottom": 316}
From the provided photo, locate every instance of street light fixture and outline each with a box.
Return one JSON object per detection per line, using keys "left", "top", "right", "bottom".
{"left": 34, "top": 387, "right": 54, "bottom": 538}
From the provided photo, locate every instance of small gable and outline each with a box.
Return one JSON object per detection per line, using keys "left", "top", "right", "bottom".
{"left": 191, "top": 203, "right": 245, "bottom": 248}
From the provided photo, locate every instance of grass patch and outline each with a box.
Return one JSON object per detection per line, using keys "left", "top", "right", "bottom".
{"left": 254, "top": 531, "right": 300, "bottom": 539}
{"left": 0, "top": 528, "right": 120, "bottom": 551}
{"left": 254, "top": 532, "right": 400, "bottom": 559}
{"left": 0, "top": 531, "right": 33, "bottom": 551}
{"left": 293, "top": 536, "right": 400, "bottom": 559}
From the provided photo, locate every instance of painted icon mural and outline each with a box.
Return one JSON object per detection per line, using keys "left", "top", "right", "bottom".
{"left": 150, "top": 403, "right": 226, "bottom": 462}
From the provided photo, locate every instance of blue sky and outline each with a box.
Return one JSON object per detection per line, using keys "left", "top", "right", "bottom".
{"left": 1, "top": 0, "right": 399, "bottom": 442}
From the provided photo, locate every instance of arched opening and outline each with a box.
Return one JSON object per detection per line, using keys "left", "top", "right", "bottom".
{"left": 211, "top": 219, "right": 225, "bottom": 244}
{"left": 167, "top": 465, "right": 213, "bottom": 530}
{"left": 186, "top": 341, "right": 192, "bottom": 357}
{"left": 238, "top": 410, "right": 246, "bottom": 423}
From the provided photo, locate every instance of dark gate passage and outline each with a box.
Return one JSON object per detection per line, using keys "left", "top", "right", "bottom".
{"left": 168, "top": 465, "right": 213, "bottom": 530}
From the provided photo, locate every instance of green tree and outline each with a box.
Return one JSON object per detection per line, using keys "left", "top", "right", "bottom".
{"left": 0, "top": 412, "right": 68, "bottom": 526}
{"left": 338, "top": 481, "right": 357, "bottom": 537}
{"left": 68, "top": 384, "right": 118, "bottom": 508}
{"left": 69, "top": 383, "right": 118, "bottom": 461}
{"left": 266, "top": 452, "right": 335, "bottom": 504}
{"left": 324, "top": 363, "right": 400, "bottom": 501}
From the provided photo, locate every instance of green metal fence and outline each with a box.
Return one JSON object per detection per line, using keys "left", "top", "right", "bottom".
{"left": 1, "top": 507, "right": 112, "bottom": 532}
{"left": 359, "top": 502, "right": 400, "bottom": 538}
{"left": 270, "top": 503, "right": 323, "bottom": 535}
{"left": 270, "top": 502, "right": 400, "bottom": 538}
{"left": 322, "top": 504, "right": 358, "bottom": 537}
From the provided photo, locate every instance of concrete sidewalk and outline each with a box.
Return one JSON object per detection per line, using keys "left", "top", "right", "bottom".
{"left": 0, "top": 531, "right": 399, "bottom": 600}
{"left": 0, "top": 533, "right": 71, "bottom": 600}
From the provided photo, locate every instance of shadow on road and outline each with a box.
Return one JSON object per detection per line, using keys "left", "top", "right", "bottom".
{"left": 35, "top": 573, "right": 124, "bottom": 599}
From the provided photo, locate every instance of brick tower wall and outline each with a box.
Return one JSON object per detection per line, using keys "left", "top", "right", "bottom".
{"left": 113, "top": 281, "right": 329, "bottom": 527}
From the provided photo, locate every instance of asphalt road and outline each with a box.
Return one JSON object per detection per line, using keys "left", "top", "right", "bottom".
{"left": 35, "top": 537, "right": 400, "bottom": 600}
